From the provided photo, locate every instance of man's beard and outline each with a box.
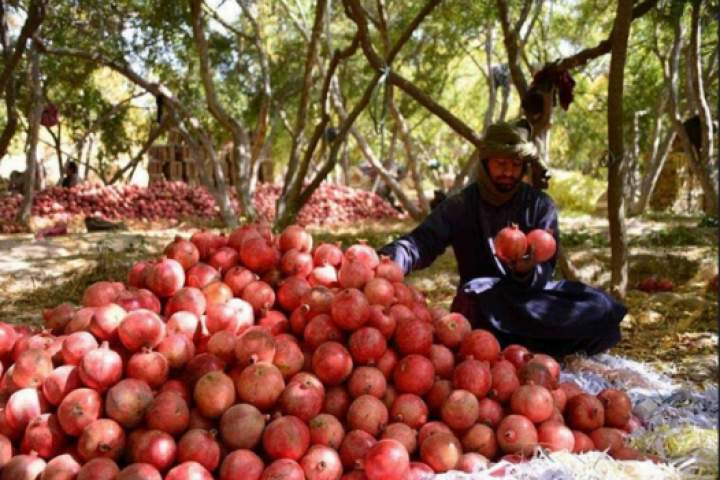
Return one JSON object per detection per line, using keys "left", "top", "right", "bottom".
{"left": 492, "top": 178, "right": 520, "bottom": 192}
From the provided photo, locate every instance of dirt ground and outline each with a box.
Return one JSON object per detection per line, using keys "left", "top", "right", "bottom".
{"left": 1, "top": 214, "right": 716, "bottom": 388}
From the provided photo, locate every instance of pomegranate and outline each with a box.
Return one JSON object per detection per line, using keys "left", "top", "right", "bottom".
{"left": 348, "top": 327, "right": 387, "bottom": 365}
{"left": 457, "top": 452, "right": 489, "bottom": 473}
{"left": 260, "top": 459, "right": 305, "bottom": 480}
{"left": 393, "top": 354, "right": 434, "bottom": 396}
{"left": 538, "top": 421, "right": 575, "bottom": 452}
{"left": 519, "top": 362, "right": 556, "bottom": 389}
{"left": 597, "top": 388, "right": 632, "bottom": 428}
{"left": 1, "top": 454, "right": 47, "bottom": 480}
{"left": 82, "top": 281, "right": 124, "bottom": 307}
{"left": 5, "top": 387, "right": 48, "bottom": 432}
{"left": 116, "top": 463, "right": 162, "bottom": 480}
{"left": 300, "top": 445, "right": 343, "bottom": 480}
{"left": 127, "top": 261, "right": 151, "bottom": 288}
{"left": 313, "top": 243, "right": 343, "bottom": 267}
{"left": 367, "top": 306, "right": 396, "bottom": 339}
{"left": 459, "top": 329, "right": 501, "bottom": 362}
{"left": 259, "top": 310, "right": 289, "bottom": 335}
{"left": 76, "top": 458, "right": 120, "bottom": 480}
{"left": 461, "top": 423, "right": 497, "bottom": 459}
{"left": 408, "top": 462, "right": 434, "bottom": 480}
{"left": 57, "top": 388, "right": 101, "bottom": 436}
{"left": 345, "top": 244, "right": 379, "bottom": 270}
{"left": 494, "top": 225, "right": 527, "bottom": 262}
{"left": 280, "top": 375, "right": 325, "bottom": 421}
{"left": 589, "top": 427, "right": 625, "bottom": 455}
{"left": 157, "top": 334, "right": 195, "bottom": 369}
{"left": 105, "top": 379, "right": 153, "bottom": 428}
{"left": 88, "top": 303, "right": 126, "bottom": 341}
{"left": 391, "top": 394, "right": 429, "bottom": 429}
{"left": 572, "top": 430, "right": 596, "bottom": 452}
{"left": 145, "top": 258, "right": 185, "bottom": 297}
{"left": 165, "top": 236, "right": 200, "bottom": 270}
{"left": 202, "top": 281, "right": 233, "bottom": 305}
{"left": 339, "top": 430, "right": 377, "bottom": 469}
{"left": 428, "top": 344, "right": 455, "bottom": 380}
{"left": 440, "top": 390, "right": 479, "bottom": 431}
{"left": 186, "top": 263, "right": 221, "bottom": 289}
{"left": 557, "top": 381, "right": 584, "bottom": 401}
{"left": 206, "top": 299, "right": 254, "bottom": 335}
{"left": 420, "top": 432, "right": 461, "bottom": 473}
{"left": 510, "top": 385, "right": 554, "bottom": 423}
{"left": 502, "top": 344, "right": 531, "bottom": 370}
{"left": 489, "top": 360, "right": 520, "bottom": 402}
{"left": 12, "top": 348, "right": 53, "bottom": 388}
{"left": 363, "top": 278, "right": 395, "bottom": 307}
{"left": 552, "top": 387, "right": 568, "bottom": 412}
{"left": 309, "top": 414, "right": 345, "bottom": 449}
{"left": 160, "top": 379, "right": 190, "bottom": 401}
{"left": 219, "top": 403, "right": 266, "bottom": 449}
{"left": 525, "top": 353, "right": 560, "bottom": 382}
{"left": 375, "top": 348, "right": 398, "bottom": 379}
{"left": 177, "top": 429, "right": 221, "bottom": 471}
{"left": 208, "top": 246, "right": 239, "bottom": 274}
{"left": 476, "top": 398, "right": 504, "bottom": 428}
{"left": 78, "top": 341, "right": 122, "bottom": 392}
{"left": 127, "top": 349, "right": 168, "bottom": 388}
{"left": 77, "top": 418, "right": 125, "bottom": 461}
{"left": 42, "top": 303, "right": 75, "bottom": 333}
{"left": 394, "top": 319, "right": 433, "bottom": 356}
{"left": 235, "top": 327, "right": 276, "bottom": 366}
{"left": 496, "top": 415, "right": 538, "bottom": 455}
{"left": 193, "top": 371, "right": 235, "bottom": 418}
{"left": 304, "top": 315, "right": 345, "bottom": 350}
{"left": 280, "top": 225, "right": 312, "bottom": 252}
{"left": 382, "top": 422, "right": 417, "bottom": 454}
{"left": 165, "top": 461, "right": 213, "bottom": 480}
{"left": 347, "top": 395, "right": 389, "bottom": 436}
{"left": 281, "top": 249, "right": 314, "bottom": 277}
{"left": 566, "top": 393, "right": 605, "bottom": 431}
{"left": 263, "top": 415, "right": 311, "bottom": 461}
{"left": 166, "top": 311, "right": 200, "bottom": 341}
{"left": 527, "top": 229, "right": 557, "bottom": 262}
{"left": 424, "top": 380, "right": 453, "bottom": 414}
{"left": 61, "top": 332, "right": 97, "bottom": 366}
{"left": 273, "top": 335, "right": 305, "bottom": 380}
{"left": 165, "top": 288, "right": 207, "bottom": 317}
{"left": 240, "top": 236, "right": 280, "bottom": 273}
{"left": 312, "top": 341, "right": 353, "bottom": 386}
{"left": 20, "top": 413, "right": 66, "bottom": 458}
{"left": 434, "top": 313, "right": 471, "bottom": 348}
{"left": 348, "top": 367, "right": 387, "bottom": 399}
{"left": 130, "top": 430, "right": 177, "bottom": 472}
{"left": 42, "top": 366, "right": 81, "bottom": 406}
{"left": 206, "top": 331, "right": 236, "bottom": 363}
{"left": 309, "top": 264, "right": 339, "bottom": 287}
{"left": 242, "top": 280, "right": 276, "bottom": 314}
{"left": 236, "top": 362, "right": 285, "bottom": 411}
{"left": 118, "top": 309, "right": 165, "bottom": 351}
{"left": 219, "top": 450, "right": 264, "bottom": 480}
{"left": 145, "top": 391, "right": 190, "bottom": 435}
{"left": 277, "top": 276, "right": 312, "bottom": 312}
{"left": 363, "top": 439, "right": 410, "bottom": 480}
{"left": 418, "top": 422, "right": 453, "bottom": 449}
{"left": 323, "top": 386, "right": 351, "bottom": 419}
{"left": 42, "top": 453, "right": 81, "bottom": 480}
{"left": 375, "top": 257, "right": 404, "bottom": 282}
{"left": 453, "top": 359, "right": 491, "bottom": 398}
{"left": 330, "top": 289, "right": 370, "bottom": 330}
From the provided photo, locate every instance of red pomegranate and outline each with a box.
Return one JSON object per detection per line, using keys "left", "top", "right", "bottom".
{"left": 145, "top": 391, "right": 190, "bottom": 436}
{"left": 347, "top": 395, "right": 388, "bottom": 437}
{"left": 339, "top": 430, "right": 376, "bottom": 469}
{"left": 77, "top": 418, "right": 125, "bottom": 461}
{"left": 165, "top": 461, "right": 213, "bottom": 480}
{"left": 61, "top": 332, "right": 98, "bottom": 366}
{"left": 78, "top": 342, "right": 123, "bottom": 392}
{"left": 130, "top": 430, "right": 177, "bottom": 472}
{"left": 57, "top": 388, "right": 102, "bottom": 436}
{"left": 220, "top": 403, "right": 266, "bottom": 450}
{"left": 494, "top": 225, "right": 527, "bottom": 263}
{"left": 42, "top": 365, "right": 81, "bottom": 406}
{"left": 105, "top": 378, "right": 154, "bottom": 428}
{"left": 510, "top": 385, "right": 555, "bottom": 423}
{"left": 186, "top": 263, "right": 221, "bottom": 289}
{"left": 236, "top": 362, "right": 286, "bottom": 411}
{"left": 88, "top": 303, "right": 126, "bottom": 341}
{"left": 440, "top": 390, "right": 479, "bottom": 431}
{"left": 364, "top": 439, "right": 410, "bottom": 480}
{"left": 145, "top": 258, "right": 185, "bottom": 297}
{"left": 77, "top": 458, "right": 120, "bottom": 480}
{"left": 394, "top": 319, "right": 433, "bottom": 356}
{"left": 127, "top": 349, "right": 169, "bottom": 389}
{"left": 260, "top": 459, "right": 305, "bottom": 480}
{"left": 348, "top": 367, "right": 387, "bottom": 399}
{"left": 459, "top": 329, "right": 500, "bottom": 362}
{"left": 391, "top": 394, "right": 429, "bottom": 429}
{"left": 496, "top": 415, "right": 538, "bottom": 455}
{"left": 20, "top": 413, "right": 66, "bottom": 458}
{"left": 526, "top": 229, "right": 556, "bottom": 262}
{"left": 393, "top": 354, "right": 434, "bottom": 396}
{"left": 461, "top": 423, "right": 497, "bottom": 459}
{"left": 309, "top": 414, "right": 345, "bottom": 450}
{"left": 312, "top": 243, "right": 343, "bottom": 267}
{"left": 538, "top": 421, "right": 575, "bottom": 452}
{"left": 300, "top": 445, "right": 343, "bottom": 480}
{"left": 176, "top": 429, "right": 221, "bottom": 471}
{"left": 566, "top": 394, "right": 605, "bottom": 432}
{"left": 434, "top": 313, "right": 471, "bottom": 348}
{"left": 165, "top": 236, "right": 200, "bottom": 271}
{"left": 312, "top": 342, "right": 353, "bottom": 386}
{"left": 419, "top": 432, "right": 462, "bottom": 473}
{"left": 597, "top": 388, "right": 632, "bottom": 428}
{"left": 263, "top": 415, "right": 311, "bottom": 461}
{"left": 219, "top": 450, "right": 264, "bottom": 480}
{"left": 453, "top": 359, "right": 491, "bottom": 398}
{"left": 164, "top": 287, "right": 207, "bottom": 317}
{"left": 118, "top": 310, "right": 165, "bottom": 352}
{"left": 280, "top": 225, "right": 313, "bottom": 253}
{"left": 330, "top": 289, "right": 370, "bottom": 331}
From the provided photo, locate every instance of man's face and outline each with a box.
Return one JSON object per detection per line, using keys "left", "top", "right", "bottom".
{"left": 486, "top": 156, "right": 524, "bottom": 192}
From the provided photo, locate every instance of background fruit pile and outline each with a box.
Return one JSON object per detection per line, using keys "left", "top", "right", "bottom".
{"left": 0, "top": 224, "right": 656, "bottom": 479}
{"left": 0, "top": 182, "right": 403, "bottom": 233}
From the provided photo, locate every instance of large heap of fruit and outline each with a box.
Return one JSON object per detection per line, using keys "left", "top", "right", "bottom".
{"left": 0, "top": 224, "right": 655, "bottom": 479}
{"left": 0, "top": 182, "right": 403, "bottom": 233}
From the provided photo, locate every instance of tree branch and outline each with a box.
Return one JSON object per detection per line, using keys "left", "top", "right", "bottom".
{"left": 0, "top": 0, "right": 46, "bottom": 93}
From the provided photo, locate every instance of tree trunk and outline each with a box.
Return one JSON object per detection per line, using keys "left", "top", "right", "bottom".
{"left": 389, "top": 100, "right": 430, "bottom": 215}
{"left": 628, "top": 128, "right": 675, "bottom": 216}
{"left": 687, "top": 0, "right": 717, "bottom": 214}
{"left": 0, "top": 76, "right": 18, "bottom": 160}
{"left": 16, "top": 43, "right": 42, "bottom": 225}
{"left": 606, "top": 0, "right": 634, "bottom": 299}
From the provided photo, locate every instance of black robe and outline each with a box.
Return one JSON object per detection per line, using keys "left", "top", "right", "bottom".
{"left": 378, "top": 182, "right": 625, "bottom": 358}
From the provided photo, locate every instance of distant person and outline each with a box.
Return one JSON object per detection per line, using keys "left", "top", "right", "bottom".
{"left": 8, "top": 170, "right": 24, "bottom": 194}
{"left": 61, "top": 161, "right": 80, "bottom": 188}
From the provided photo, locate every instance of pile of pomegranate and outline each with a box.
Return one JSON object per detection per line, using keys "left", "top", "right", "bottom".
{"left": 0, "top": 224, "right": 654, "bottom": 479}
{"left": 636, "top": 277, "right": 675, "bottom": 293}
{"left": 0, "top": 182, "right": 403, "bottom": 233}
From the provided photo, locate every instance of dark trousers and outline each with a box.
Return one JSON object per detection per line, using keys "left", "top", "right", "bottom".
{"left": 450, "top": 279, "right": 624, "bottom": 359}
